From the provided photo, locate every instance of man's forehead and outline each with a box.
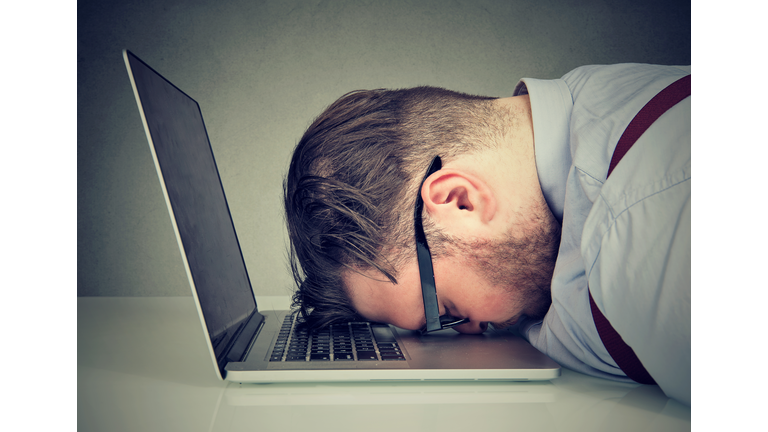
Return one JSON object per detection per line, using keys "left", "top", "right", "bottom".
{"left": 342, "top": 264, "right": 427, "bottom": 330}
{"left": 342, "top": 269, "right": 390, "bottom": 321}
{"left": 342, "top": 267, "right": 394, "bottom": 305}
{"left": 342, "top": 266, "right": 393, "bottom": 287}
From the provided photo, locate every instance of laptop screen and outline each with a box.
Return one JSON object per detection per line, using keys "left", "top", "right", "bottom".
{"left": 125, "top": 51, "right": 259, "bottom": 365}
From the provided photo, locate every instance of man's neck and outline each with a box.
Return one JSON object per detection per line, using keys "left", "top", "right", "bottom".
{"left": 495, "top": 94, "right": 536, "bottom": 176}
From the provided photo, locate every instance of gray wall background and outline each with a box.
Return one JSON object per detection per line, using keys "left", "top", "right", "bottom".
{"left": 77, "top": 0, "right": 690, "bottom": 297}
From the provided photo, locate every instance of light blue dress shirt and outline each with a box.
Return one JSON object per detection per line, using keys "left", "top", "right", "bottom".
{"left": 513, "top": 64, "right": 691, "bottom": 405}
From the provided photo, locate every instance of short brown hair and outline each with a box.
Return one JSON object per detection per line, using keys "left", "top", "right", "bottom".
{"left": 284, "top": 87, "right": 498, "bottom": 328}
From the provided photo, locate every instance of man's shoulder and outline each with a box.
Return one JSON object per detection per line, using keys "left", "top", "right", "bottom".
{"left": 563, "top": 64, "right": 689, "bottom": 108}
{"left": 561, "top": 63, "right": 689, "bottom": 86}
{"left": 565, "top": 64, "right": 690, "bottom": 182}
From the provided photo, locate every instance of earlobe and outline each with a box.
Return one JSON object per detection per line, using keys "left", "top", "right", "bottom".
{"left": 421, "top": 169, "right": 497, "bottom": 230}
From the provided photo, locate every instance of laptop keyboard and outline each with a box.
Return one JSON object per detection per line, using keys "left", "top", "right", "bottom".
{"left": 269, "top": 312, "right": 405, "bottom": 362}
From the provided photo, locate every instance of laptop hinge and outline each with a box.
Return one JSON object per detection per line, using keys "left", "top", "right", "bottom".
{"left": 217, "top": 310, "right": 265, "bottom": 372}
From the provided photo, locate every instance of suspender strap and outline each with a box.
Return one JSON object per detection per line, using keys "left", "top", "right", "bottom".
{"left": 589, "top": 74, "right": 691, "bottom": 385}
{"left": 608, "top": 74, "right": 692, "bottom": 177}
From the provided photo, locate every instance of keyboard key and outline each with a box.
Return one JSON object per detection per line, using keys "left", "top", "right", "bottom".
{"left": 371, "top": 325, "right": 396, "bottom": 343}
{"left": 381, "top": 354, "right": 405, "bottom": 360}
{"left": 310, "top": 354, "right": 330, "bottom": 361}
{"left": 356, "top": 351, "right": 378, "bottom": 361}
{"left": 286, "top": 355, "right": 307, "bottom": 361}
{"left": 377, "top": 342, "right": 399, "bottom": 349}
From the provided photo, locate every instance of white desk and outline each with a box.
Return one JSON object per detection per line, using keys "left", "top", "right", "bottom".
{"left": 77, "top": 297, "right": 691, "bottom": 432}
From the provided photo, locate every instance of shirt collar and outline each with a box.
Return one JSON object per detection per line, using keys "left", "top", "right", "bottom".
{"left": 513, "top": 78, "right": 573, "bottom": 223}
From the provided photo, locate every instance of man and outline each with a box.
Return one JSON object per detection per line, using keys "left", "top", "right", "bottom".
{"left": 283, "top": 63, "right": 691, "bottom": 405}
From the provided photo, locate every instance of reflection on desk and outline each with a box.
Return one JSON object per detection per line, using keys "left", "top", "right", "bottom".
{"left": 78, "top": 297, "right": 690, "bottom": 432}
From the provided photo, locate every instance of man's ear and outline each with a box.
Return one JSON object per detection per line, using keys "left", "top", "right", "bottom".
{"left": 420, "top": 169, "right": 497, "bottom": 233}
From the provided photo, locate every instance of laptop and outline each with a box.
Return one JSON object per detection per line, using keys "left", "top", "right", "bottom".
{"left": 122, "top": 49, "right": 560, "bottom": 383}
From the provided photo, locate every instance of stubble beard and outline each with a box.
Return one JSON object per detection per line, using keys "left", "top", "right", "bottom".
{"left": 452, "top": 201, "right": 561, "bottom": 329}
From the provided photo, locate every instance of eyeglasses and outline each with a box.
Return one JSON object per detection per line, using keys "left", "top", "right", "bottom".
{"left": 415, "top": 156, "right": 470, "bottom": 334}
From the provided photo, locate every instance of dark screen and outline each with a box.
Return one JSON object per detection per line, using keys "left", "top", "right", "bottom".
{"left": 125, "top": 51, "right": 259, "bottom": 368}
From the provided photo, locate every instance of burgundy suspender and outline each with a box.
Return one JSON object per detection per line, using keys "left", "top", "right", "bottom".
{"left": 608, "top": 75, "right": 692, "bottom": 177}
{"left": 588, "top": 74, "right": 691, "bottom": 385}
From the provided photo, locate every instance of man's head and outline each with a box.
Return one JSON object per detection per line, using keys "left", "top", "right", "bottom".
{"left": 284, "top": 86, "right": 560, "bottom": 331}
